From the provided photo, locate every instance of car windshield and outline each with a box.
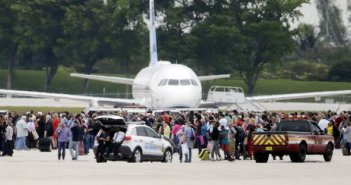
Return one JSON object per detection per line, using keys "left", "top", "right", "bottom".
{"left": 276, "top": 120, "right": 310, "bottom": 132}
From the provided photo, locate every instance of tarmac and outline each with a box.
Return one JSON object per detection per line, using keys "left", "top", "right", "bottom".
{"left": 0, "top": 148, "right": 350, "bottom": 185}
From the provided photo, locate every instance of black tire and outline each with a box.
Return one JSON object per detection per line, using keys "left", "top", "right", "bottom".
{"left": 323, "top": 143, "right": 333, "bottom": 162}
{"left": 162, "top": 149, "right": 173, "bottom": 163}
{"left": 254, "top": 152, "right": 269, "bottom": 163}
{"left": 290, "top": 144, "right": 306, "bottom": 163}
{"left": 130, "top": 148, "right": 142, "bottom": 163}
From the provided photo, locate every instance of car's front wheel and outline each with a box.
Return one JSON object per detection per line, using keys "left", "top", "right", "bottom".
{"left": 162, "top": 149, "right": 172, "bottom": 163}
{"left": 323, "top": 143, "right": 333, "bottom": 162}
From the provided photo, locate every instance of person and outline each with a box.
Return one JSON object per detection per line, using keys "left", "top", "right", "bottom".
{"left": 15, "top": 115, "right": 28, "bottom": 150}
{"left": 96, "top": 127, "right": 111, "bottom": 158}
{"left": 234, "top": 123, "right": 245, "bottom": 160}
{"left": 37, "top": 112, "right": 46, "bottom": 139}
{"left": 109, "top": 127, "right": 125, "bottom": 156}
{"left": 219, "top": 125, "right": 234, "bottom": 161}
{"left": 184, "top": 121, "right": 195, "bottom": 163}
{"left": 56, "top": 123, "right": 70, "bottom": 160}
{"left": 227, "top": 122, "right": 237, "bottom": 160}
{"left": 210, "top": 122, "right": 222, "bottom": 161}
{"left": 195, "top": 115, "right": 204, "bottom": 154}
{"left": 45, "top": 114, "right": 54, "bottom": 145}
{"left": 51, "top": 113, "right": 59, "bottom": 149}
{"left": 26, "top": 116, "right": 37, "bottom": 149}
{"left": 176, "top": 125, "right": 186, "bottom": 163}
{"left": 84, "top": 118, "right": 95, "bottom": 155}
{"left": 2, "top": 122, "right": 14, "bottom": 156}
{"left": 162, "top": 120, "right": 171, "bottom": 139}
{"left": 341, "top": 121, "right": 351, "bottom": 154}
{"left": 171, "top": 119, "right": 181, "bottom": 150}
{"left": 69, "top": 120, "right": 80, "bottom": 160}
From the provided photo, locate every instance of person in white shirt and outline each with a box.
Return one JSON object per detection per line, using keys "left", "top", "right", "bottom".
{"left": 15, "top": 115, "right": 28, "bottom": 150}
{"left": 111, "top": 127, "right": 125, "bottom": 156}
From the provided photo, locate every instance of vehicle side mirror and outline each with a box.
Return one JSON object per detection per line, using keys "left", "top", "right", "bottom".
{"left": 313, "top": 130, "right": 320, "bottom": 135}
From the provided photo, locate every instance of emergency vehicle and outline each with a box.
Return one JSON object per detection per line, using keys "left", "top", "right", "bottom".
{"left": 94, "top": 115, "right": 174, "bottom": 163}
{"left": 252, "top": 120, "right": 334, "bottom": 163}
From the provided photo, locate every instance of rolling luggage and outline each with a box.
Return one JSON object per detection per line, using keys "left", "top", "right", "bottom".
{"left": 38, "top": 138, "right": 52, "bottom": 152}
{"left": 198, "top": 149, "right": 210, "bottom": 160}
{"left": 342, "top": 145, "right": 350, "bottom": 156}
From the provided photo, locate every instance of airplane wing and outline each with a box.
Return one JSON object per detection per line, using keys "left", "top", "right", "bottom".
{"left": 0, "top": 89, "right": 139, "bottom": 107}
{"left": 70, "top": 73, "right": 134, "bottom": 85}
{"left": 247, "top": 90, "right": 351, "bottom": 102}
{"left": 198, "top": 74, "right": 230, "bottom": 81}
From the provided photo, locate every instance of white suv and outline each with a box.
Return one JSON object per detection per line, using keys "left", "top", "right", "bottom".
{"left": 94, "top": 115, "right": 174, "bottom": 163}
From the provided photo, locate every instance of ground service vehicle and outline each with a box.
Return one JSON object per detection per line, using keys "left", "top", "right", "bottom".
{"left": 252, "top": 120, "right": 334, "bottom": 163}
{"left": 94, "top": 115, "right": 174, "bottom": 163}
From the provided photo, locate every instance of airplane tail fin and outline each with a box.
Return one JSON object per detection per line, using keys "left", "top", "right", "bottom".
{"left": 149, "top": 0, "right": 158, "bottom": 66}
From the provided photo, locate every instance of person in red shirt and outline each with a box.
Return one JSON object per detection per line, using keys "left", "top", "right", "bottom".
{"left": 52, "top": 113, "right": 60, "bottom": 149}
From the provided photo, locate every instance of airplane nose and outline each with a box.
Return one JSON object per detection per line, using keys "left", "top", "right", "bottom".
{"left": 157, "top": 87, "right": 201, "bottom": 108}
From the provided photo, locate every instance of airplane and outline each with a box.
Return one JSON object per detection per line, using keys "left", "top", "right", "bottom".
{"left": 0, "top": 0, "right": 230, "bottom": 109}
{"left": 1, "top": 0, "right": 351, "bottom": 109}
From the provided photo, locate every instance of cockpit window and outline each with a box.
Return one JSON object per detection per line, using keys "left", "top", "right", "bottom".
{"left": 161, "top": 79, "right": 168, "bottom": 86}
{"left": 158, "top": 79, "right": 164, "bottom": 86}
{"left": 180, "top": 79, "right": 191, "bottom": 86}
{"left": 191, "top": 79, "right": 198, "bottom": 86}
{"left": 168, "top": 79, "right": 179, "bottom": 86}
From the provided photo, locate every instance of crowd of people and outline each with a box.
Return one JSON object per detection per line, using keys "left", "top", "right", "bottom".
{"left": 0, "top": 109, "right": 351, "bottom": 162}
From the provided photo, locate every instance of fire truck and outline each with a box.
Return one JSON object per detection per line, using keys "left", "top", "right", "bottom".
{"left": 252, "top": 120, "right": 334, "bottom": 163}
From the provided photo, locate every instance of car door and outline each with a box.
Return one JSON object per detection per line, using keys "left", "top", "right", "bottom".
{"left": 310, "top": 122, "right": 325, "bottom": 153}
{"left": 145, "top": 126, "right": 163, "bottom": 157}
{"left": 135, "top": 126, "right": 151, "bottom": 156}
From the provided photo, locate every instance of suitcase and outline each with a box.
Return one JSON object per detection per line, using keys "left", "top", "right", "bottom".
{"left": 198, "top": 149, "right": 210, "bottom": 160}
{"left": 342, "top": 145, "right": 350, "bottom": 156}
{"left": 38, "top": 138, "right": 52, "bottom": 152}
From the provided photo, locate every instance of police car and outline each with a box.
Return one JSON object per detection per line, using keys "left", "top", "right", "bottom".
{"left": 94, "top": 115, "right": 174, "bottom": 163}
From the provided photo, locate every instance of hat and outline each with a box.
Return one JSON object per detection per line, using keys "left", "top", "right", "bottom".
{"left": 219, "top": 118, "right": 227, "bottom": 127}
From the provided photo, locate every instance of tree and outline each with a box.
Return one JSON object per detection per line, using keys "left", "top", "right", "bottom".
{"left": 0, "top": 0, "right": 18, "bottom": 90}
{"left": 329, "top": 56, "right": 351, "bottom": 81}
{"left": 11, "top": 0, "right": 68, "bottom": 91}
{"left": 232, "top": 0, "right": 307, "bottom": 95}
{"left": 59, "top": 0, "right": 147, "bottom": 94}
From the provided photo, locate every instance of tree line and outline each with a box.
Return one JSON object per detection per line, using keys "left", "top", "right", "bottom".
{"left": 1, "top": 0, "right": 350, "bottom": 96}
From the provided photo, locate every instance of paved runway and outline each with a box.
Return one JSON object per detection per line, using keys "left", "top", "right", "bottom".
{"left": 1, "top": 148, "right": 349, "bottom": 185}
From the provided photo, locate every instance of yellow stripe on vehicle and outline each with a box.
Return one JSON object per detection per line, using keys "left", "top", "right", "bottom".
{"left": 259, "top": 135, "right": 268, "bottom": 145}
{"left": 254, "top": 135, "right": 265, "bottom": 145}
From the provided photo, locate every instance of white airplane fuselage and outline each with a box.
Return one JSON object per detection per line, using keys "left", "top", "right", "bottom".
{"left": 132, "top": 61, "right": 202, "bottom": 108}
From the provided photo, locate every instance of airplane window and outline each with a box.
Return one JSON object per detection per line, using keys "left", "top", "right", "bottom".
{"left": 191, "top": 79, "right": 198, "bottom": 86}
{"left": 158, "top": 79, "right": 164, "bottom": 86}
{"left": 180, "top": 79, "right": 191, "bottom": 86}
{"left": 161, "top": 79, "right": 168, "bottom": 86}
{"left": 168, "top": 79, "right": 179, "bottom": 85}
